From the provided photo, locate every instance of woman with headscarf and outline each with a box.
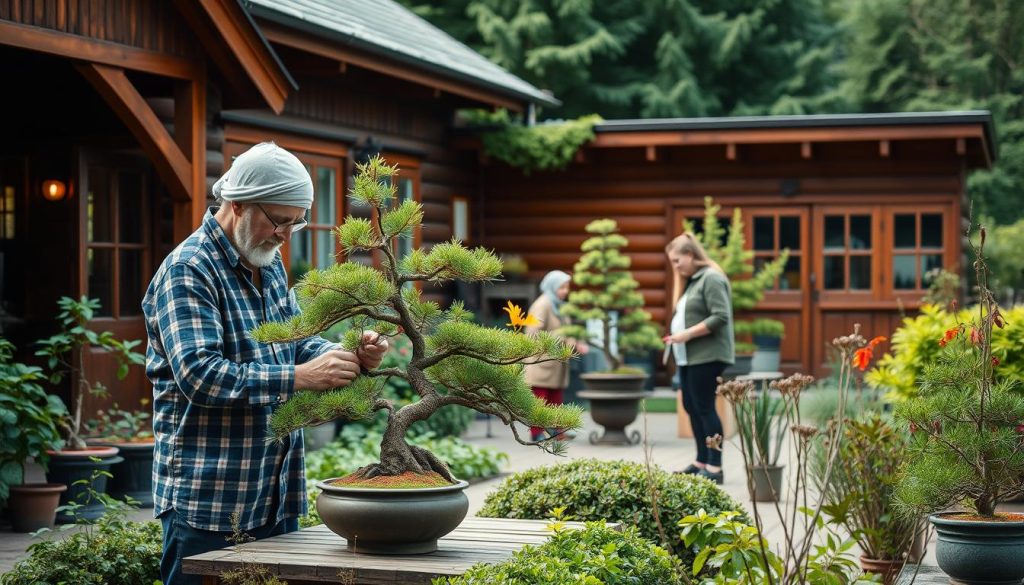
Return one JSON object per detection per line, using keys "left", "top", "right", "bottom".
{"left": 662, "top": 233, "right": 734, "bottom": 484}
{"left": 523, "top": 270, "right": 588, "bottom": 442}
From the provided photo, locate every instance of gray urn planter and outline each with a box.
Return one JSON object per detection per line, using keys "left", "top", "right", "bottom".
{"left": 315, "top": 479, "right": 469, "bottom": 554}
{"left": 577, "top": 390, "right": 645, "bottom": 445}
{"left": 930, "top": 513, "right": 1024, "bottom": 585}
{"left": 579, "top": 372, "right": 648, "bottom": 393}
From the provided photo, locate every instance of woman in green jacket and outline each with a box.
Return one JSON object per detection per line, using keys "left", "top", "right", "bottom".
{"left": 663, "top": 233, "right": 735, "bottom": 484}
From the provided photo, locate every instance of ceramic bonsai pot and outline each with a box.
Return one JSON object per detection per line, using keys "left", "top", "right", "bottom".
{"left": 315, "top": 479, "right": 470, "bottom": 554}
{"left": 7, "top": 483, "right": 67, "bottom": 532}
{"left": 749, "top": 464, "right": 784, "bottom": 502}
{"left": 929, "top": 512, "right": 1024, "bottom": 585}
{"left": 579, "top": 372, "right": 647, "bottom": 393}
{"left": 44, "top": 446, "right": 123, "bottom": 523}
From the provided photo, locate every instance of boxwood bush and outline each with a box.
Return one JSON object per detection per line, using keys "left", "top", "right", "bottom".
{"left": 435, "top": 522, "right": 685, "bottom": 585}
{"left": 476, "top": 459, "right": 745, "bottom": 569}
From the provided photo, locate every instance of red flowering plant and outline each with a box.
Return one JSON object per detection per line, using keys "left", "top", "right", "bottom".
{"left": 894, "top": 224, "right": 1024, "bottom": 518}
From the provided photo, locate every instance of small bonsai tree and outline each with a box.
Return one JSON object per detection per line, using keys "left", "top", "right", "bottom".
{"left": 684, "top": 197, "right": 788, "bottom": 353}
{"left": 894, "top": 223, "right": 1024, "bottom": 517}
{"left": 558, "top": 219, "right": 663, "bottom": 372}
{"left": 253, "top": 156, "right": 582, "bottom": 485}
{"left": 36, "top": 297, "right": 145, "bottom": 450}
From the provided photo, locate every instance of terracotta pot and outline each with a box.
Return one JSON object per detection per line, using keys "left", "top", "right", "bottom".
{"left": 315, "top": 479, "right": 469, "bottom": 554}
{"left": 7, "top": 483, "right": 67, "bottom": 532}
{"left": 859, "top": 555, "right": 904, "bottom": 585}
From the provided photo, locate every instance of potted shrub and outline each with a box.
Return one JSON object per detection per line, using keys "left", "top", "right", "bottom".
{"left": 815, "top": 414, "right": 921, "bottom": 584}
{"left": 557, "top": 218, "right": 663, "bottom": 444}
{"left": 85, "top": 399, "right": 155, "bottom": 507}
{"left": 252, "top": 156, "right": 581, "bottom": 554}
{"left": 35, "top": 296, "right": 143, "bottom": 521}
{"left": 748, "top": 318, "right": 785, "bottom": 373}
{"left": 893, "top": 225, "right": 1024, "bottom": 585}
{"left": 0, "top": 337, "right": 68, "bottom": 532}
{"left": 734, "top": 389, "right": 787, "bottom": 502}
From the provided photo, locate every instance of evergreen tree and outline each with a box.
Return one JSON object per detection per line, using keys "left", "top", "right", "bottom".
{"left": 559, "top": 219, "right": 663, "bottom": 372}
{"left": 253, "top": 157, "right": 582, "bottom": 483}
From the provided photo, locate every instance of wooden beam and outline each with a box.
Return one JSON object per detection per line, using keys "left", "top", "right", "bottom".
{"left": 261, "top": 23, "right": 525, "bottom": 112}
{"left": 77, "top": 63, "right": 192, "bottom": 203}
{"left": 645, "top": 145, "right": 657, "bottom": 162}
{"left": 0, "top": 19, "right": 198, "bottom": 79}
{"left": 726, "top": 143, "right": 737, "bottom": 161}
{"left": 879, "top": 139, "right": 890, "bottom": 157}
{"left": 174, "top": 68, "right": 207, "bottom": 236}
{"left": 800, "top": 141, "right": 812, "bottom": 159}
{"left": 591, "top": 124, "right": 987, "bottom": 148}
{"left": 956, "top": 137, "right": 967, "bottom": 156}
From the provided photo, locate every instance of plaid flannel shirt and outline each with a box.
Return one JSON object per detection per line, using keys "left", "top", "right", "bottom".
{"left": 143, "top": 208, "right": 335, "bottom": 532}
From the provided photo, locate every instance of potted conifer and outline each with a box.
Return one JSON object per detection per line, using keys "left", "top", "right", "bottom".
{"left": 893, "top": 224, "right": 1024, "bottom": 585}
{"left": 35, "top": 296, "right": 143, "bottom": 521}
{"left": 253, "top": 156, "right": 581, "bottom": 554}
{"left": 556, "top": 219, "right": 663, "bottom": 444}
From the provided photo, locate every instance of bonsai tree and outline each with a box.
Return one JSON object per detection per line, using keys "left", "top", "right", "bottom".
{"left": 684, "top": 197, "right": 788, "bottom": 353}
{"left": 558, "top": 219, "right": 663, "bottom": 372}
{"left": 0, "top": 337, "right": 67, "bottom": 501}
{"left": 35, "top": 297, "right": 146, "bottom": 450}
{"left": 894, "top": 224, "right": 1024, "bottom": 517}
{"left": 253, "top": 156, "right": 582, "bottom": 485}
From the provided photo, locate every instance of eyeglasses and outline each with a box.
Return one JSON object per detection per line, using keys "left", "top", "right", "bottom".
{"left": 256, "top": 204, "right": 307, "bottom": 235}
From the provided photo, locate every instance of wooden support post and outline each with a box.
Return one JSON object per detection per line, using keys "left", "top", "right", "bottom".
{"left": 726, "top": 143, "right": 737, "bottom": 161}
{"left": 174, "top": 66, "right": 207, "bottom": 236}
{"left": 879, "top": 139, "right": 890, "bottom": 157}
{"left": 801, "top": 141, "right": 812, "bottom": 160}
{"left": 645, "top": 145, "right": 657, "bottom": 162}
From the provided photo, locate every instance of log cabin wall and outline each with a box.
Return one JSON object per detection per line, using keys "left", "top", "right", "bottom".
{"left": 478, "top": 121, "right": 992, "bottom": 378}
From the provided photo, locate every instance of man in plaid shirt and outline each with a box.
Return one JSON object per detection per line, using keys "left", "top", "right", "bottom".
{"left": 143, "top": 142, "right": 388, "bottom": 585}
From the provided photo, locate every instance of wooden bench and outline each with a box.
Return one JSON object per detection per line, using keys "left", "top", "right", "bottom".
{"left": 184, "top": 517, "right": 617, "bottom": 584}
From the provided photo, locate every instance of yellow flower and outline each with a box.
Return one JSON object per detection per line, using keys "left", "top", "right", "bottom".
{"left": 503, "top": 300, "right": 539, "bottom": 332}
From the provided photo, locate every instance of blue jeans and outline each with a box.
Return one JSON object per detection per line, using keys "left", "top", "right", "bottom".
{"left": 160, "top": 508, "right": 299, "bottom": 585}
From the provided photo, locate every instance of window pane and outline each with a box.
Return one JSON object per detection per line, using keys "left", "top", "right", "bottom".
{"left": 893, "top": 255, "right": 917, "bottom": 289}
{"left": 922, "top": 254, "right": 944, "bottom": 285}
{"left": 753, "top": 217, "right": 774, "bottom": 251}
{"left": 453, "top": 198, "right": 469, "bottom": 241}
{"left": 87, "top": 248, "right": 113, "bottom": 316}
{"left": 779, "top": 216, "right": 800, "bottom": 250}
{"left": 3, "top": 184, "right": 13, "bottom": 211}
{"left": 119, "top": 171, "right": 144, "bottom": 243}
{"left": 397, "top": 178, "right": 413, "bottom": 204}
{"left": 894, "top": 214, "right": 916, "bottom": 249}
{"left": 824, "top": 216, "right": 844, "bottom": 250}
{"left": 290, "top": 230, "right": 312, "bottom": 281}
{"left": 824, "top": 255, "right": 844, "bottom": 289}
{"left": 921, "top": 214, "right": 943, "bottom": 248}
{"left": 316, "top": 228, "right": 335, "bottom": 269}
{"left": 3, "top": 213, "right": 12, "bottom": 239}
{"left": 119, "top": 249, "right": 143, "bottom": 316}
{"left": 849, "top": 215, "right": 871, "bottom": 250}
{"left": 781, "top": 256, "right": 800, "bottom": 291}
{"left": 88, "top": 168, "right": 113, "bottom": 243}
{"left": 315, "top": 167, "right": 337, "bottom": 225}
{"left": 850, "top": 256, "right": 872, "bottom": 290}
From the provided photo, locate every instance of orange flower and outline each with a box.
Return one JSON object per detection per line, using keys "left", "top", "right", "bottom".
{"left": 503, "top": 301, "right": 539, "bottom": 332}
{"left": 851, "top": 336, "right": 887, "bottom": 371}
{"left": 939, "top": 326, "right": 960, "bottom": 348}
{"left": 867, "top": 336, "right": 887, "bottom": 349}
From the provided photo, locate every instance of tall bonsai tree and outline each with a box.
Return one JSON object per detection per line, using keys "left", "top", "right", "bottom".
{"left": 558, "top": 219, "right": 663, "bottom": 372}
{"left": 684, "top": 197, "right": 788, "bottom": 353}
{"left": 252, "top": 156, "right": 582, "bottom": 484}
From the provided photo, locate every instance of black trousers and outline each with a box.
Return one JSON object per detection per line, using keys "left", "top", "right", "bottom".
{"left": 678, "top": 361, "right": 728, "bottom": 466}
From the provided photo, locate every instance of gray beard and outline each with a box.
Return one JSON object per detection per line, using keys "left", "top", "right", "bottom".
{"left": 236, "top": 209, "right": 282, "bottom": 268}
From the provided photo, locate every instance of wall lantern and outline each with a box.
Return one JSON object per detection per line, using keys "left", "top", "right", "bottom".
{"left": 41, "top": 179, "right": 67, "bottom": 201}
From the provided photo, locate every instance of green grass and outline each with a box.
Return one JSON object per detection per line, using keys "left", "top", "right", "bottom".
{"left": 641, "top": 397, "right": 677, "bottom": 413}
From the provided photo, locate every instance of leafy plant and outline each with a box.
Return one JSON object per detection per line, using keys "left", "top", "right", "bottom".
{"left": 436, "top": 520, "right": 685, "bottom": 585}
{"left": 0, "top": 338, "right": 67, "bottom": 503}
{"left": 558, "top": 219, "right": 663, "bottom": 372}
{"left": 476, "top": 458, "right": 745, "bottom": 569}
{"left": 85, "top": 399, "right": 153, "bottom": 442}
{"left": 35, "top": 296, "right": 145, "bottom": 449}
{"left": 894, "top": 225, "right": 1024, "bottom": 517}
{"left": 499, "top": 253, "right": 529, "bottom": 278}
{"left": 464, "top": 109, "right": 602, "bottom": 175}
{"left": 253, "top": 156, "right": 581, "bottom": 486}
{"left": 867, "top": 304, "right": 1024, "bottom": 401}
{"left": 684, "top": 197, "right": 788, "bottom": 354}
{"left": 734, "top": 390, "right": 787, "bottom": 468}
{"left": 921, "top": 268, "right": 960, "bottom": 308}
{"left": 814, "top": 414, "right": 919, "bottom": 563}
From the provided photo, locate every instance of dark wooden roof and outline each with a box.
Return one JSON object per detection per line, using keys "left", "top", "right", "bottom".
{"left": 243, "top": 0, "right": 560, "bottom": 108}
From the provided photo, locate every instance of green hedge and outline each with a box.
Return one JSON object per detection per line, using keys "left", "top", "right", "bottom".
{"left": 476, "top": 459, "right": 745, "bottom": 570}
{"left": 436, "top": 522, "right": 684, "bottom": 585}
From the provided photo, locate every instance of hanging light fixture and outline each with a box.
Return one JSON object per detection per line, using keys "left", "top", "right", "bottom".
{"left": 41, "top": 179, "right": 67, "bottom": 202}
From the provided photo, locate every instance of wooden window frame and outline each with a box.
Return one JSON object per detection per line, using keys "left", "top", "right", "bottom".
{"left": 813, "top": 206, "right": 881, "bottom": 305}
{"left": 745, "top": 209, "right": 808, "bottom": 306}
{"left": 884, "top": 204, "right": 955, "bottom": 303}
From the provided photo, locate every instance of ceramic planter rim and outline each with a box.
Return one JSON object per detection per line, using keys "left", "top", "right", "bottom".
{"left": 930, "top": 512, "right": 1024, "bottom": 526}
{"left": 316, "top": 478, "right": 469, "bottom": 495}
{"left": 580, "top": 372, "right": 649, "bottom": 380}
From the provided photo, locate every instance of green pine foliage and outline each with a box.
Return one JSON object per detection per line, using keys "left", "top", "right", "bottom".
{"left": 685, "top": 197, "right": 788, "bottom": 353}
{"left": 254, "top": 156, "right": 583, "bottom": 477}
{"left": 558, "top": 219, "right": 662, "bottom": 371}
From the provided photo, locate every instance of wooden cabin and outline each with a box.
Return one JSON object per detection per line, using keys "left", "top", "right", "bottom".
{"left": 478, "top": 113, "right": 995, "bottom": 376}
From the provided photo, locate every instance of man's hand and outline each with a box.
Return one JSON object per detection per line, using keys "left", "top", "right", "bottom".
{"left": 294, "top": 349, "right": 361, "bottom": 391}
{"left": 355, "top": 331, "right": 389, "bottom": 371}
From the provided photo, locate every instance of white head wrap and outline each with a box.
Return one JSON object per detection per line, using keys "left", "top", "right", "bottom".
{"left": 539, "top": 270, "right": 572, "bottom": 315}
{"left": 212, "top": 142, "right": 314, "bottom": 209}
